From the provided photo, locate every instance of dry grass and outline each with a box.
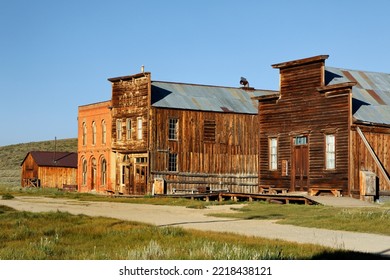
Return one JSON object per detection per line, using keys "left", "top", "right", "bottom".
{"left": 0, "top": 205, "right": 383, "bottom": 260}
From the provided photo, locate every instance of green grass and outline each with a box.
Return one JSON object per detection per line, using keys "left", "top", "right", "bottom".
{"left": 0, "top": 205, "right": 384, "bottom": 260}
{"left": 0, "top": 138, "right": 77, "bottom": 186}
{"left": 210, "top": 202, "right": 390, "bottom": 236}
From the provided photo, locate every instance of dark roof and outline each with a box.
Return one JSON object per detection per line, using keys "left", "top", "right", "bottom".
{"left": 151, "top": 81, "right": 276, "bottom": 114}
{"left": 21, "top": 151, "right": 78, "bottom": 168}
{"left": 325, "top": 67, "right": 390, "bottom": 126}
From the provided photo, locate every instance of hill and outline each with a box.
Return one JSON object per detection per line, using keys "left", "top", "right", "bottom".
{"left": 0, "top": 138, "right": 78, "bottom": 186}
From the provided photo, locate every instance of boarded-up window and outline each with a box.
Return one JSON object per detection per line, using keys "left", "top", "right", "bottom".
{"left": 168, "top": 153, "right": 178, "bottom": 172}
{"left": 168, "top": 118, "right": 179, "bottom": 140}
{"left": 203, "top": 120, "right": 216, "bottom": 142}
{"left": 325, "top": 134, "right": 336, "bottom": 169}
{"left": 269, "top": 138, "right": 278, "bottom": 170}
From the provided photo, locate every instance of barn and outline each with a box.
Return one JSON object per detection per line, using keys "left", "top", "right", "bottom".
{"left": 21, "top": 151, "right": 78, "bottom": 189}
{"left": 254, "top": 55, "right": 390, "bottom": 201}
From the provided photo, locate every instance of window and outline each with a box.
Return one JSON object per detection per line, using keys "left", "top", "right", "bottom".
{"left": 325, "top": 135, "right": 336, "bottom": 169}
{"left": 102, "top": 120, "right": 106, "bottom": 144}
{"left": 126, "top": 118, "right": 132, "bottom": 140}
{"left": 82, "top": 122, "right": 87, "bottom": 146}
{"left": 168, "top": 118, "right": 179, "bottom": 140}
{"left": 203, "top": 119, "right": 216, "bottom": 142}
{"left": 168, "top": 153, "right": 178, "bottom": 172}
{"left": 101, "top": 158, "right": 107, "bottom": 186}
{"left": 294, "top": 136, "right": 307, "bottom": 145}
{"left": 116, "top": 119, "right": 122, "bottom": 141}
{"left": 82, "top": 158, "right": 87, "bottom": 185}
{"left": 137, "top": 117, "right": 143, "bottom": 140}
{"left": 269, "top": 138, "right": 278, "bottom": 170}
{"left": 92, "top": 121, "right": 96, "bottom": 145}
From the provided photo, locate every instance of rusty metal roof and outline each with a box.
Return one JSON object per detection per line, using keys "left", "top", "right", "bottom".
{"left": 325, "top": 67, "right": 390, "bottom": 126}
{"left": 21, "top": 151, "right": 78, "bottom": 168}
{"left": 151, "top": 81, "right": 275, "bottom": 114}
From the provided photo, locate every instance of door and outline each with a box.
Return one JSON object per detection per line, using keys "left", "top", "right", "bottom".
{"left": 134, "top": 164, "right": 147, "bottom": 195}
{"left": 293, "top": 136, "right": 309, "bottom": 191}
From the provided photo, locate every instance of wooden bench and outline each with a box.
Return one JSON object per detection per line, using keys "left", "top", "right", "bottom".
{"left": 172, "top": 188, "right": 198, "bottom": 194}
{"left": 309, "top": 187, "right": 342, "bottom": 197}
{"left": 259, "top": 185, "right": 274, "bottom": 194}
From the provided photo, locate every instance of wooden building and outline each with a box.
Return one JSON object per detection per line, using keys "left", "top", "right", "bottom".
{"left": 77, "top": 100, "right": 114, "bottom": 193}
{"left": 21, "top": 151, "right": 77, "bottom": 189}
{"left": 105, "top": 72, "right": 273, "bottom": 195}
{"left": 254, "top": 55, "right": 390, "bottom": 200}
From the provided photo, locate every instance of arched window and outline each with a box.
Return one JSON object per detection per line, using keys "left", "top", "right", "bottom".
{"left": 82, "top": 122, "right": 87, "bottom": 146}
{"left": 101, "top": 158, "right": 107, "bottom": 186}
{"left": 82, "top": 158, "right": 87, "bottom": 185}
{"left": 102, "top": 120, "right": 106, "bottom": 144}
{"left": 92, "top": 121, "right": 97, "bottom": 145}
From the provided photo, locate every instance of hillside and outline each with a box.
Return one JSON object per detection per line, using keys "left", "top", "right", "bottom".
{"left": 0, "top": 138, "right": 78, "bottom": 186}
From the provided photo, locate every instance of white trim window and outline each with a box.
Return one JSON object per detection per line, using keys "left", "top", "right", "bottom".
{"left": 325, "top": 134, "right": 336, "bottom": 169}
{"left": 102, "top": 120, "right": 106, "bottom": 144}
{"left": 92, "top": 121, "right": 97, "bottom": 146}
{"left": 82, "top": 122, "right": 87, "bottom": 146}
{"left": 116, "top": 119, "right": 122, "bottom": 141}
{"left": 137, "top": 117, "right": 143, "bottom": 140}
{"left": 269, "top": 138, "right": 278, "bottom": 170}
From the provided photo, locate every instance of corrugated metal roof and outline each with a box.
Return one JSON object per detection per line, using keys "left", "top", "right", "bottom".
{"left": 325, "top": 67, "right": 390, "bottom": 126}
{"left": 21, "top": 151, "right": 78, "bottom": 168}
{"left": 151, "top": 81, "right": 275, "bottom": 114}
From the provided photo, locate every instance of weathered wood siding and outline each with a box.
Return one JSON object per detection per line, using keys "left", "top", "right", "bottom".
{"left": 110, "top": 73, "right": 150, "bottom": 152}
{"left": 38, "top": 166, "right": 77, "bottom": 188}
{"left": 258, "top": 56, "right": 351, "bottom": 194}
{"left": 150, "top": 108, "right": 259, "bottom": 193}
{"left": 21, "top": 153, "right": 39, "bottom": 187}
{"left": 350, "top": 126, "right": 390, "bottom": 196}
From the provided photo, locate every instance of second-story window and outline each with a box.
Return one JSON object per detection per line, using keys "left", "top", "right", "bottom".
{"left": 137, "top": 117, "right": 143, "bottom": 140}
{"left": 102, "top": 120, "right": 106, "bottom": 144}
{"left": 116, "top": 119, "right": 122, "bottom": 141}
{"left": 92, "top": 121, "right": 96, "bottom": 145}
{"left": 126, "top": 118, "right": 132, "bottom": 140}
{"left": 82, "top": 122, "right": 87, "bottom": 146}
{"left": 168, "top": 118, "right": 179, "bottom": 140}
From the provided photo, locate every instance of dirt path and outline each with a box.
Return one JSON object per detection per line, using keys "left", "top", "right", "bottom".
{"left": 1, "top": 196, "right": 390, "bottom": 257}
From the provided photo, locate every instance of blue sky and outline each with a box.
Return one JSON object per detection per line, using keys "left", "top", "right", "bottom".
{"left": 1, "top": 0, "right": 389, "bottom": 146}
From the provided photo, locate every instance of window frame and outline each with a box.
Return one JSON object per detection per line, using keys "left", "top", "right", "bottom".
{"left": 168, "top": 118, "right": 179, "bottom": 140}
{"left": 325, "top": 134, "right": 336, "bottom": 170}
{"left": 269, "top": 137, "right": 278, "bottom": 171}
{"left": 116, "top": 119, "right": 122, "bottom": 141}
{"left": 92, "top": 121, "right": 97, "bottom": 146}
{"left": 101, "top": 158, "right": 107, "bottom": 186}
{"left": 126, "top": 118, "right": 132, "bottom": 140}
{"left": 168, "top": 153, "right": 178, "bottom": 172}
{"left": 82, "top": 122, "right": 87, "bottom": 146}
{"left": 137, "top": 117, "right": 143, "bottom": 140}
{"left": 102, "top": 120, "right": 106, "bottom": 145}
{"left": 82, "top": 158, "right": 87, "bottom": 186}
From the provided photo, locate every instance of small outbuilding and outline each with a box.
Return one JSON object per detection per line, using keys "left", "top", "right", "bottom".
{"left": 21, "top": 151, "right": 78, "bottom": 189}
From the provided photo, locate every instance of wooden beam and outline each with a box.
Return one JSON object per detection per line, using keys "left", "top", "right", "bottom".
{"left": 356, "top": 126, "right": 390, "bottom": 187}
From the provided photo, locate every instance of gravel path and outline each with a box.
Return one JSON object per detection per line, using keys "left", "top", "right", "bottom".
{"left": 1, "top": 196, "right": 390, "bottom": 257}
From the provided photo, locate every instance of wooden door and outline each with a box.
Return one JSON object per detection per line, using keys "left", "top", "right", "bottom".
{"left": 134, "top": 164, "right": 147, "bottom": 195}
{"left": 293, "top": 137, "right": 309, "bottom": 191}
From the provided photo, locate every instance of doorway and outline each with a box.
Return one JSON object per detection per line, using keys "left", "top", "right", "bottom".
{"left": 292, "top": 136, "right": 309, "bottom": 191}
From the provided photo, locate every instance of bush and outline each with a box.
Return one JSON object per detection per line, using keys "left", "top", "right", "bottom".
{"left": 2, "top": 193, "right": 15, "bottom": 200}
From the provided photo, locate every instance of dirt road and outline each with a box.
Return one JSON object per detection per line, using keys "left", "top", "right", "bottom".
{"left": 1, "top": 196, "right": 390, "bottom": 257}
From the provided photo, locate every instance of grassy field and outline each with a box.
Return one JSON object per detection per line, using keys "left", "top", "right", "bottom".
{"left": 0, "top": 204, "right": 386, "bottom": 260}
{"left": 0, "top": 138, "right": 77, "bottom": 186}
